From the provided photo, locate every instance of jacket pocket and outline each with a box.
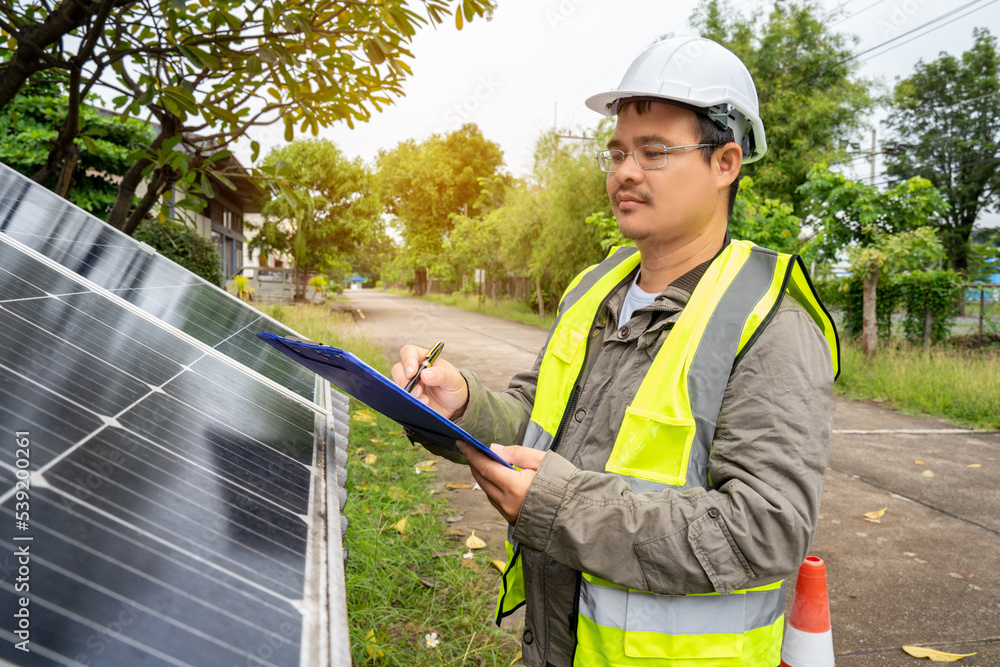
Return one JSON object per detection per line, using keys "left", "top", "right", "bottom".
{"left": 606, "top": 406, "right": 696, "bottom": 487}
{"left": 688, "top": 512, "right": 754, "bottom": 595}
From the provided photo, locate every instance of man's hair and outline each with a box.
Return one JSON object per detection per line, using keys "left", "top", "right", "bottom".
{"left": 617, "top": 99, "right": 741, "bottom": 218}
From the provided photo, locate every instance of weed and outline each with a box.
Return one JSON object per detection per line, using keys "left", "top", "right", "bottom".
{"left": 345, "top": 409, "right": 520, "bottom": 665}
{"left": 835, "top": 340, "right": 1000, "bottom": 430}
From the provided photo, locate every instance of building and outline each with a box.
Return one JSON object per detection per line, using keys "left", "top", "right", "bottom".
{"left": 169, "top": 155, "right": 260, "bottom": 280}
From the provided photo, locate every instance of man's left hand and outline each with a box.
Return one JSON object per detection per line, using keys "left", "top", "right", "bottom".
{"left": 456, "top": 442, "right": 545, "bottom": 525}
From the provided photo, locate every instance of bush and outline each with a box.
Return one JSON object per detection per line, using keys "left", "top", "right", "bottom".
{"left": 134, "top": 220, "right": 224, "bottom": 286}
{"left": 819, "top": 271, "right": 962, "bottom": 342}
{"left": 900, "top": 270, "right": 963, "bottom": 344}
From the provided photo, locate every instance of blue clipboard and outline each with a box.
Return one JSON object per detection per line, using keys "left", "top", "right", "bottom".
{"left": 257, "top": 332, "right": 512, "bottom": 468}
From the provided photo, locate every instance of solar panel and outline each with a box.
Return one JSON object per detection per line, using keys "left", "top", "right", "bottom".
{"left": 0, "top": 163, "right": 351, "bottom": 666}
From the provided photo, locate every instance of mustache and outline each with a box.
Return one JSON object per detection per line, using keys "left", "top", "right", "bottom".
{"left": 613, "top": 188, "right": 651, "bottom": 205}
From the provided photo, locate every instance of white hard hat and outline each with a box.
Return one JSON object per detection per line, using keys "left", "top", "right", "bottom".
{"left": 586, "top": 33, "right": 767, "bottom": 163}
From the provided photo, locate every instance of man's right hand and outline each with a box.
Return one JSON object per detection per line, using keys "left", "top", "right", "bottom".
{"left": 391, "top": 345, "right": 469, "bottom": 420}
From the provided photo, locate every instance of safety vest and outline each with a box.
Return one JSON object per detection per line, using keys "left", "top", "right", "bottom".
{"left": 494, "top": 240, "right": 839, "bottom": 666}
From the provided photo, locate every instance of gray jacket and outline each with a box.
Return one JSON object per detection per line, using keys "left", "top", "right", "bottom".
{"left": 457, "top": 263, "right": 835, "bottom": 666}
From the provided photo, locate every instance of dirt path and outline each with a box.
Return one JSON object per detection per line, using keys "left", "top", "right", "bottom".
{"left": 344, "top": 289, "right": 1000, "bottom": 664}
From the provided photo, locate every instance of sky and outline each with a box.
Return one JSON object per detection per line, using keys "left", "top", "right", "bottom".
{"left": 240, "top": 0, "right": 1000, "bottom": 225}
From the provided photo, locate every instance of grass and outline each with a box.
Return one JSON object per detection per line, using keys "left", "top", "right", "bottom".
{"left": 388, "top": 289, "right": 556, "bottom": 331}
{"left": 834, "top": 339, "right": 1000, "bottom": 430}
{"left": 263, "top": 303, "right": 521, "bottom": 665}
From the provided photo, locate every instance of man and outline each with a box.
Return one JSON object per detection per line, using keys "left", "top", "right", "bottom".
{"left": 392, "top": 34, "right": 838, "bottom": 666}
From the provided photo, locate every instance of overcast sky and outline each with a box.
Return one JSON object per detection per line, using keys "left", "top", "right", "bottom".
{"left": 240, "top": 0, "right": 1000, "bottom": 225}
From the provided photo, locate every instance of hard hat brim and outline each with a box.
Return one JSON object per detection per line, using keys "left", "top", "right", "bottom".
{"left": 584, "top": 90, "right": 767, "bottom": 164}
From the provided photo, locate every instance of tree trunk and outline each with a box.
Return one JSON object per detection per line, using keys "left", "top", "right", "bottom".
{"left": 862, "top": 272, "right": 878, "bottom": 358}
{"left": 120, "top": 166, "right": 174, "bottom": 236}
{"left": 923, "top": 307, "right": 933, "bottom": 353}
{"left": 0, "top": 0, "right": 102, "bottom": 109}
{"left": 535, "top": 276, "right": 545, "bottom": 319}
{"left": 413, "top": 266, "right": 427, "bottom": 296}
{"left": 54, "top": 145, "right": 80, "bottom": 197}
{"left": 106, "top": 119, "right": 177, "bottom": 233}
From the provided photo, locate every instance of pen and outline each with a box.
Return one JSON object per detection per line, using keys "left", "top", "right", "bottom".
{"left": 404, "top": 341, "right": 444, "bottom": 393}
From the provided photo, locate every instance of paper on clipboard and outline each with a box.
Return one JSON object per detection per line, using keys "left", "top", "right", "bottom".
{"left": 257, "top": 332, "right": 512, "bottom": 468}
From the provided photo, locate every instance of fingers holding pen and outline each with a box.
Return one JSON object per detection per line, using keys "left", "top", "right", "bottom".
{"left": 391, "top": 344, "right": 428, "bottom": 385}
{"left": 392, "top": 344, "right": 469, "bottom": 418}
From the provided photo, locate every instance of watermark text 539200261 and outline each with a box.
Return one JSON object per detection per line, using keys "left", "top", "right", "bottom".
{"left": 12, "top": 431, "right": 33, "bottom": 653}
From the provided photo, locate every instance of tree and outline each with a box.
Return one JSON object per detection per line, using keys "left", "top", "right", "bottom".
{"left": 487, "top": 182, "right": 553, "bottom": 316}
{"left": 255, "top": 139, "right": 382, "bottom": 300}
{"left": 799, "top": 165, "right": 949, "bottom": 357}
{"left": 350, "top": 226, "right": 400, "bottom": 288}
{"left": 448, "top": 210, "right": 506, "bottom": 305}
{"left": 728, "top": 176, "right": 802, "bottom": 253}
{"left": 799, "top": 165, "right": 950, "bottom": 261}
{"left": 377, "top": 123, "right": 505, "bottom": 294}
{"left": 0, "top": 75, "right": 152, "bottom": 218}
{"left": 690, "top": 0, "right": 874, "bottom": 210}
{"left": 968, "top": 228, "right": 1000, "bottom": 283}
{"left": 0, "top": 0, "right": 495, "bottom": 234}
{"left": 846, "top": 228, "right": 945, "bottom": 357}
{"left": 884, "top": 28, "right": 1000, "bottom": 277}
{"left": 525, "top": 130, "right": 610, "bottom": 311}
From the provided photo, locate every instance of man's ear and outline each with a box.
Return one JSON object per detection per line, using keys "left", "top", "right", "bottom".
{"left": 715, "top": 142, "right": 743, "bottom": 190}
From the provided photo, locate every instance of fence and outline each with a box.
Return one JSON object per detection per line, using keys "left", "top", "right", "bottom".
{"left": 967, "top": 283, "right": 1000, "bottom": 347}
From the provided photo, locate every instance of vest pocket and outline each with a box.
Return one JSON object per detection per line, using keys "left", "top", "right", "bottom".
{"left": 606, "top": 407, "right": 696, "bottom": 487}
{"left": 548, "top": 322, "right": 587, "bottom": 365}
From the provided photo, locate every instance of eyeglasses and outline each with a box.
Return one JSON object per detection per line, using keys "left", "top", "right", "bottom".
{"left": 596, "top": 144, "right": 721, "bottom": 173}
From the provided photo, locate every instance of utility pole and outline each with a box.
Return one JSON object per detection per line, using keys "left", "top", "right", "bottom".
{"left": 870, "top": 128, "right": 877, "bottom": 186}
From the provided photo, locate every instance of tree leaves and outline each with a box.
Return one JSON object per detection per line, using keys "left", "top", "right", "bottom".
{"left": 352, "top": 409, "right": 376, "bottom": 422}
{"left": 862, "top": 507, "right": 887, "bottom": 523}
{"left": 691, "top": 0, "right": 875, "bottom": 210}
{"left": 377, "top": 124, "right": 505, "bottom": 268}
{"left": 414, "top": 460, "right": 438, "bottom": 473}
{"left": 902, "top": 645, "right": 977, "bottom": 661}
{"left": 445, "top": 482, "right": 474, "bottom": 490}
{"left": 884, "top": 28, "right": 1000, "bottom": 274}
{"left": 464, "top": 531, "right": 486, "bottom": 550}
{"left": 254, "top": 139, "right": 382, "bottom": 285}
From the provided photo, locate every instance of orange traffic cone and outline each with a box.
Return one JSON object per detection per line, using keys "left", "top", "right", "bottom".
{"left": 781, "top": 556, "right": 835, "bottom": 667}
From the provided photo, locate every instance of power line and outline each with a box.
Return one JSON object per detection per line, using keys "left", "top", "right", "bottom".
{"left": 829, "top": 0, "right": 889, "bottom": 27}
{"left": 762, "top": 0, "right": 994, "bottom": 101}
{"left": 824, "top": 0, "right": 873, "bottom": 22}
{"left": 869, "top": 155, "right": 1000, "bottom": 189}
{"left": 846, "top": 0, "right": 992, "bottom": 63}
{"left": 857, "top": 0, "right": 1000, "bottom": 63}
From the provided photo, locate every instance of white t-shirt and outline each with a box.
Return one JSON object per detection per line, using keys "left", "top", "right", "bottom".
{"left": 619, "top": 271, "right": 659, "bottom": 327}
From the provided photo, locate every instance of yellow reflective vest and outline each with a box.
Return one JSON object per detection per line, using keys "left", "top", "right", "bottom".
{"left": 495, "top": 240, "right": 839, "bottom": 666}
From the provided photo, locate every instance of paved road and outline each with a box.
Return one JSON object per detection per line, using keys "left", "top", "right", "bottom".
{"left": 345, "top": 290, "right": 1000, "bottom": 665}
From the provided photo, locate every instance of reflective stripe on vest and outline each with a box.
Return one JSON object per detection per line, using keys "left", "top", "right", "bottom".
{"left": 578, "top": 575, "right": 785, "bottom": 636}
{"left": 493, "top": 241, "right": 839, "bottom": 664}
